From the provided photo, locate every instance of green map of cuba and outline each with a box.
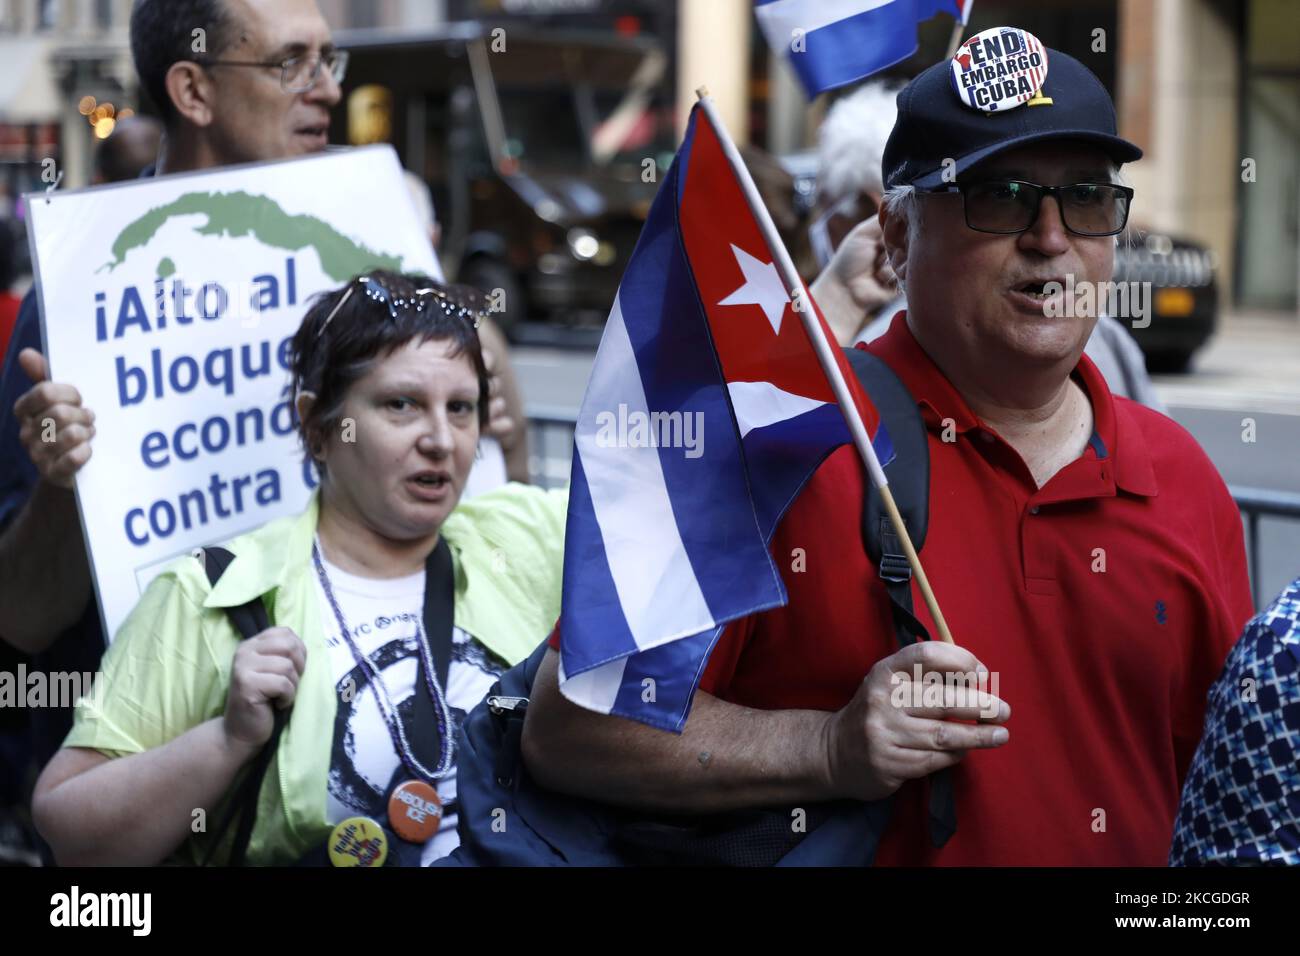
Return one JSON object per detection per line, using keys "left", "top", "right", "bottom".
{"left": 98, "top": 189, "right": 404, "bottom": 280}
{"left": 90, "top": 189, "right": 411, "bottom": 551}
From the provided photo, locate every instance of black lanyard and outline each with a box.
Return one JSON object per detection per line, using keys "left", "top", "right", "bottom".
{"left": 413, "top": 536, "right": 456, "bottom": 770}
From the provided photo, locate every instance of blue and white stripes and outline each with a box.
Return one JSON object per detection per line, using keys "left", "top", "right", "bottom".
{"left": 556, "top": 139, "right": 788, "bottom": 727}
{"left": 755, "top": 0, "right": 968, "bottom": 97}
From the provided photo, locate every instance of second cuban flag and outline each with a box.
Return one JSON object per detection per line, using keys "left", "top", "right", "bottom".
{"left": 755, "top": 0, "right": 973, "bottom": 98}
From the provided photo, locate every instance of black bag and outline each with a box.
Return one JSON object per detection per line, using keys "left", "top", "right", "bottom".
{"left": 196, "top": 538, "right": 458, "bottom": 867}
{"left": 195, "top": 546, "right": 284, "bottom": 867}
{"left": 442, "top": 347, "right": 952, "bottom": 867}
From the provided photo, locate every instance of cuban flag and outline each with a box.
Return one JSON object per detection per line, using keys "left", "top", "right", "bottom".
{"left": 755, "top": 0, "right": 973, "bottom": 98}
{"left": 557, "top": 103, "right": 894, "bottom": 732}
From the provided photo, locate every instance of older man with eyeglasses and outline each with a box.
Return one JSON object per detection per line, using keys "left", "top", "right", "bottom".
{"left": 523, "top": 29, "right": 1255, "bottom": 866}
{"left": 137, "top": 0, "right": 348, "bottom": 167}
{"left": 0, "top": 0, "right": 346, "bottom": 796}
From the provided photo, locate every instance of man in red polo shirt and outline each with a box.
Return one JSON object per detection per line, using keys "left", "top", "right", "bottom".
{"left": 522, "top": 32, "right": 1253, "bottom": 865}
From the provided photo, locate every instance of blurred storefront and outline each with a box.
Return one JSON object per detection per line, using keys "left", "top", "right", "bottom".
{"left": 0, "top": 33, "right": 61, "bottom": 223}
{"left": 3, "top": 0, "right": 1290, "bottom": 317}
{"left": 1235, "top": 0, "right": 1298, "bottom": 313}
{"left": 0, "top": 0, "right": 135, "bottom": 205}
{"left": 1113, "top": 0, "right": 1298, "bottom": 318}
{"left": 447, "top": 0, "right": 674, "bottom": 37}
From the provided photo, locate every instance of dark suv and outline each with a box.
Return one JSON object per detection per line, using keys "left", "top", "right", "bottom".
{"left": 1113, "top": 226, "right": 1219, "bottom": 373}
{"left": 333, "top": 24, "right": 675, "bottom": 342}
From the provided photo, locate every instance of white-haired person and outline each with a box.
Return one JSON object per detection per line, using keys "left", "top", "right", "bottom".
{"left": 33, "top": 272, "right": 565, "bottom": 866}
{"left": 808, "top": 81, "right": 1166, "bottom": 412}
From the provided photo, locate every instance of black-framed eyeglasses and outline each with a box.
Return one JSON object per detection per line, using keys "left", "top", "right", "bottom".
{"left": 928, "top": 180, "right": 1134, "bottom": 237}
{"left": 201, "top": 48, "right": 349, "bottom": 94}
{"left": 318, "top": 275, "right": 484, "bottom": 338}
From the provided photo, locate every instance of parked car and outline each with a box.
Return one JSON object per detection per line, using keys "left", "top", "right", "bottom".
{"left": 334, "top": 24, "right": 676, "bottom": 342}
{"left": 1113, "top": 226, "right": 1218, "bottom": 373}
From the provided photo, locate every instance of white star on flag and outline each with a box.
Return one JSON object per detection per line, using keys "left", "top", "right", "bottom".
{"left": 718, "top": 243, "right": 789, "bottom": 334}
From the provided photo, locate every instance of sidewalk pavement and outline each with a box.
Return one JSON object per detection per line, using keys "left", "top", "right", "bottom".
{"left": 1155, "top": 311, "right": 1300, "bottom": 416}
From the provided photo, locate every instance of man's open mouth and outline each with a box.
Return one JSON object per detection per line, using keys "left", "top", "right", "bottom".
{"left": 1015, "top": 280, "right": 1059, "bottom": 301}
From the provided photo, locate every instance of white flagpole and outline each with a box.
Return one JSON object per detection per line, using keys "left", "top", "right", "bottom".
{"left": 694, "top": 89, "right": 954, "bottom": 644}
{"left": 946, "top": 0, "right": 974, "bottom": 59}
{"left": 945, "top": 20, "right": 967, "bottom": 60}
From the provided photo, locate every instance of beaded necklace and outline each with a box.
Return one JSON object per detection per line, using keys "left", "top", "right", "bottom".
{"left": 312, "top": 538, "right": 455, "bottom": 782}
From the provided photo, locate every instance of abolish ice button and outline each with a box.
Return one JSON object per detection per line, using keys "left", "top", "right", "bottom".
{"left": 388, "top": 779, "right": 443, "bottom": 843}
{"left": 949, "top": 26, "right": 1049, "bottom": 113}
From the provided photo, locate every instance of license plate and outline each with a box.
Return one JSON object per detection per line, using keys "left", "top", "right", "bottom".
{"left": 1155, "top": 288, "right": 1195, "bottom": 317}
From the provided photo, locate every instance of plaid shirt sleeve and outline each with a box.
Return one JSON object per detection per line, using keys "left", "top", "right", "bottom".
{"left": 1170, "top": 578, "right": 1300, "bottom": 865}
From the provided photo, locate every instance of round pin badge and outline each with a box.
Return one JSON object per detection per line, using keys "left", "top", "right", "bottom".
{"left": 328, "top": 816, "right": 389, "bottom": 868}
{"left": 387, "top": 780, "right": 443, "bottom": 844}
{"left": 949, "top": 26, "right": 1049, "bottom": 113}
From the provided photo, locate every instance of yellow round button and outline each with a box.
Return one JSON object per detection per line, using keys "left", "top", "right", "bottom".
{"left": 328, "top": 816, "right": 388, "bottom": 868}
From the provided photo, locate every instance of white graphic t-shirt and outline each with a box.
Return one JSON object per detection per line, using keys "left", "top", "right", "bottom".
{"left": 315, "top": 553, "right": 506, "bottom": 865}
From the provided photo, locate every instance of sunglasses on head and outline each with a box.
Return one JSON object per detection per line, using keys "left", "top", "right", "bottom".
{"left": 317, "top": 275, "right": 484, "bottom": 338}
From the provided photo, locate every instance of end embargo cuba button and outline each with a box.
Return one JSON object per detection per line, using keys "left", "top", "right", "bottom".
{"left": 950, "top": 27, "right": 1049, "bottom": 113}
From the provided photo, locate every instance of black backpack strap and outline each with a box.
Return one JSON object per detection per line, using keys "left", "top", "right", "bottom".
{"left": 199, "top": 547, "right": 272, "bottom": 643}
{"left": 194, "top": 546, "right": 284, "bottom": 867}
{"left": 845, "top": 348, "right": 930, "bottom": 564}
{"left": 423, "top": 537, "right": 456, "bottom": 690}
{"left": 875, "top": 533, "right": 957, "bottom": 848}
{"left": 383, "top": 536, "right": 460, "bottom": 806}
{"left": 844, "top": 347, "right": 956, "bottom": 851}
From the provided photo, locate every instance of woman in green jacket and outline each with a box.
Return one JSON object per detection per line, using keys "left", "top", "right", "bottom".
{"left": 33, "top": 272, "right": 566, "bottom": 865}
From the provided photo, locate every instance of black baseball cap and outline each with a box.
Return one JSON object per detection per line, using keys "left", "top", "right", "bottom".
{"left": 883, "top": 28, "right": 1142, "bottom": 190}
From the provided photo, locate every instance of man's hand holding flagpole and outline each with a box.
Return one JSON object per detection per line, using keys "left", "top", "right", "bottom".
{"left": 694, "top": 87, "right": 954, "bottom": 645}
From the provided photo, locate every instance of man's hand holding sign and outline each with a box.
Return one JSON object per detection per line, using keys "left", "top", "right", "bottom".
{"left": 14, "top": 350, "right": 97, "bottom": 489}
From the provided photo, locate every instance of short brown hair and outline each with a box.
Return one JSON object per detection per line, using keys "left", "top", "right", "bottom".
{"left": 289, "top": 271, "right": 491, "bottom": 473}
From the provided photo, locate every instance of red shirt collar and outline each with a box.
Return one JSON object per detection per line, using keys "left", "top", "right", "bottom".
{"left": 862, "top": 313, "right": 1158, "bottom": 498}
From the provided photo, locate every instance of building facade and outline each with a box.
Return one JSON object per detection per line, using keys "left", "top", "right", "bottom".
{"left": 1, "top": 0, "right": 1293, "bottom": 315}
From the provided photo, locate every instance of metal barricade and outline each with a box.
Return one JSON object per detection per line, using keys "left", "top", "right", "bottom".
{"left": 525, "top": 406, "right": 577, "bottom": 491}
{"left": 1230, "top": 485, "right": 1300, "bottom": 610}
{"left": 521, "top": 417, "right": 1298, "bottom": 611}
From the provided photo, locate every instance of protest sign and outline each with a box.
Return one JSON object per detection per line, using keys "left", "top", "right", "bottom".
{"left": 25, "top": 145, "right": 441, "bottom": 639}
